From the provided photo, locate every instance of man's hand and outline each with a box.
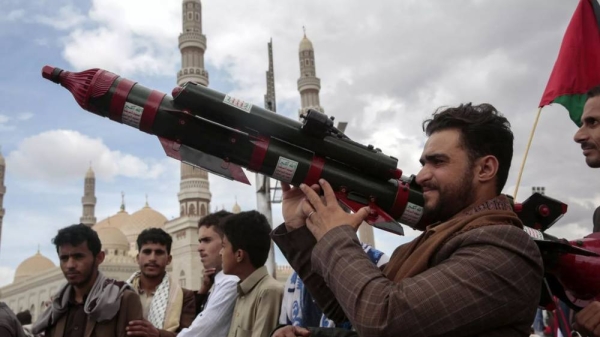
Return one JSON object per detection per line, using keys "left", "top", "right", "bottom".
{"left": 282, "top": 182, "right": 321, "bottom": 232}
{"left": 300, "top": 179, "right": 369, "bottom": 241}
{"left": 271, "top": 325, "right": 311, "bottom": 337}
{"left": 126, "top": 320, "right": 160, "bottom": 337}
{"left": 199, "top": 267, "right": 216, "bottom": 294}
{"left": 574, "top": 301, "right": 600, "bottom": 337}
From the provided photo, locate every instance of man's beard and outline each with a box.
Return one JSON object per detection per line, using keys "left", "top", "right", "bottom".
{"left": 423, "top": 169, "right": 475, "bottom": 223}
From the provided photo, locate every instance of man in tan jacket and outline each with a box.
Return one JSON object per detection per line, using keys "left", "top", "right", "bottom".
{"left": 32, "top": 224, "right": 143, "bottom": 337}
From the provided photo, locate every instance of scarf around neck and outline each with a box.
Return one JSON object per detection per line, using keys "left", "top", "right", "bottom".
{"left": 383, "top": 195, "right": 523, "bottom": 282}
{"left": 127, "top": 271, "right": 179, "bottom": 330}
{"left": 32, "top": 271, "right": 130, "bottom": 334}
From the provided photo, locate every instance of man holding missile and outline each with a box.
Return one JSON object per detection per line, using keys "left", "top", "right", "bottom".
{"left": 572, "top": 86, "right": 600, "bottom": 337}
{"left": 272, "top": 103, "right": 543, "bottom": 337}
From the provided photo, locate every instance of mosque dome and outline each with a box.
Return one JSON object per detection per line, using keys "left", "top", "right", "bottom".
{"left": 14, "top": 251, "right": 55, "bottom": 283}
{"left": 94, "top": 210, "right": 130, "bottom": 230}
{"left": 95, "top": 227, "right": 129, "bottom": 252}
{"left": 299, "top": 36, "right": 314, "bottom": 52}
{"left": 121, "top": 203, "right": 168, "bottom": 242}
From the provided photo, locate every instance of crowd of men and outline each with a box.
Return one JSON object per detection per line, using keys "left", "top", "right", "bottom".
{"left": 1, "top": 90, "right": 600, "bottom": 337}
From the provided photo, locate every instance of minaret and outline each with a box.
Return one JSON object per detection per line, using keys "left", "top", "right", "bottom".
{"left": 297, "top": 28, "right": 324, "bottom": 118}
{"left": 165, "top": 0, "right": 210, "bottom": 291}
{"left": 264, "top": 39, "right": 276, "bottom": 112}
{"left": 258, "top": 39, "right": 277, "bottom": 277}
{"left": 176, "top": 0, "right": 211, "bottom": 217}
{"left": 0, "top": 148, "right": 6, "bottom": 254}
{"left": 80, "top": 165, "right": 97, "bottom": 227}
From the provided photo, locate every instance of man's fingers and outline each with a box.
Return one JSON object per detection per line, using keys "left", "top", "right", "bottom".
{"left": 300, "top": 184, "right": 326, "bottom": 213}
{"left": 293, "top": 326, "right": 312, "bottom": 336}
{"left": 128, "top": 320, "right": 147, "bottom": 326}
{"left": 350, "top": 207, "right": 371, "bottom": 230}
{"left": 318, "top": 179, "right": 337, "bottom": 208}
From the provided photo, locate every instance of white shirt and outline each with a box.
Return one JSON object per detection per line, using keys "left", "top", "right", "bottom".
{"left": 178, "top": 271, "right": 239, "bottom": 337}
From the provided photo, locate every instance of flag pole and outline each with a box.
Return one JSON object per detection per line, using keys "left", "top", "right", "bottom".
{"left": 513, "top": 107, "right": 543, "bottom": 199}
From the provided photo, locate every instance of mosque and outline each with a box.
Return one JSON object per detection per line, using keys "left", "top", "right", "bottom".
{"left": 0, "top": 0, "right": 374, "bottom": 320}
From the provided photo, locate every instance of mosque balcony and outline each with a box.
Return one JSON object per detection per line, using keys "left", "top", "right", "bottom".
{"left": 81, "top": 196, "right": 97, "bottom": 204}
{"left": 177, "top": 67, "right": 209, "bottom": 86}
{"left": 178, "top": 32, "right": 207, "bottom": 50}
{"left": 297, "top": 77, "right": 321, "bottom": 91}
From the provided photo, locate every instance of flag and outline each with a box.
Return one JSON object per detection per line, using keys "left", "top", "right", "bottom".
{"left": 539, "top": 0, "right": 600, "bottom": 126}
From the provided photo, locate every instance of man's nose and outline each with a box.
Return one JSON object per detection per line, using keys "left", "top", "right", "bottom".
{"left": 415, "top": 166, "right": 430, "bottom": 186}
{"left": 65, "top": 257, "right": 76, "bottom": 269}
{"left": 574, "top": 127, "right": 587, "bottom": 144}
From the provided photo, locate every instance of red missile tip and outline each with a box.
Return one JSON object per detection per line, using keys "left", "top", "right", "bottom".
{"left": 41, "top": 66, "right": 119, "bottom": 111}
{"left": 42, "top": 65, "right": 59, "bottom": 82}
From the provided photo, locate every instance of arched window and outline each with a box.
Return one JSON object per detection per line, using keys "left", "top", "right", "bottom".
{"left": 188, "top": 12, "right": 192, "bottom": 20}
{"left": 189, "top": 204, "right": 196, "bottom": 215}
{"left": 179, "top": 270, "right": 186, "bottom": 287}
{"left": 200, "top": 204, "right": 206, "bottom": 216}
{"left": 180, "top": 205, "right": 185, "bottom": 216}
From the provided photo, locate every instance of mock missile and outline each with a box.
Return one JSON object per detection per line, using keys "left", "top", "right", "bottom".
{"left": 42, "top": 66, "right": 427, "bottom": 234}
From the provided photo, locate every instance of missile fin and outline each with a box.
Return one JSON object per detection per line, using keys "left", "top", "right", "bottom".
{"left": 158, "top": 137, "right": 250, "bottom": 185}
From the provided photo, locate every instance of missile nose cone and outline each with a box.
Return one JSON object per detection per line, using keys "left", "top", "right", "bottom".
{"left": 42, "top": 65, "right": 62, "bottom": 84}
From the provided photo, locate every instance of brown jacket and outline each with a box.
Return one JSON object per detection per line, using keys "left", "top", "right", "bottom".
{"left": 44, "top": 289, "right": 143, "bottom": 337}
{"left": 158, "top": 288, "right": 196, "bottom": 337}
{"left": 272, "top": 197, "right": 544, "bottom": 337}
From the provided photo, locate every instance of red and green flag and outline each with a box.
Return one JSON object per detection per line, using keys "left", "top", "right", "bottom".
{"left": 540, "top": 0, "right": 600, "bottom": 126}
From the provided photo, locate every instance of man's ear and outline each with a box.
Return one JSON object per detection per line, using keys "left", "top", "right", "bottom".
{"left": 235, "top": 249, "right": 245, "bottom": 263}
{"left": 95, "top": 251, "right": 106, "bottom": 266}
{"left": 167, "top": 254, "right": 173, "bottom": 265}
{"left": 475, "top": 155, "right": 499, "bottom": 184}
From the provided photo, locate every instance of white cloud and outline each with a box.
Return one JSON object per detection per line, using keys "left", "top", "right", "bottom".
{"left": 0, "top": 9, "right": 24, "bottom": 22}
{"left": 16, "top": 112, "right": 33, "bottom": 121}
{"left": 7, "top": 130, "right": 168, "bottom": 183}
{"left": 59, "top": 0, "right": 181, "bottom": 76}
{"left": 0, "top": 114, "right": 9, "bottom": 124}
{"left": 34, "top": 5, "right": 85, "bottom": 30}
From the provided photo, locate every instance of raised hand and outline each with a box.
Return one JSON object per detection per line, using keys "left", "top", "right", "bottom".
{"left": 300, "top": 179, "right": 369, "bottom": 241}
{"left": 281, "top": 182, "right": 321, "bottom": 232}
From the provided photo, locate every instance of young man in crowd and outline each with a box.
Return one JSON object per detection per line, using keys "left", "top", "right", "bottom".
{"left": 32, "top": 224, "right": 143, "bottom": 337}
{"left": 126, "top": 228, "right": 196, "bottom": 337}
{"left": 178, "top": 210, "right": 239, "bottom": 337}
{"left": 222, "top": 210, "right": 283, "bottom": 337}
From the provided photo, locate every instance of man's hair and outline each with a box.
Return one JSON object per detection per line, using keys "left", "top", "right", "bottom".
{"left": 52, "top": 224, "right": 102, "bottom": 257}
{"left": 586, "top": 85, "right": 600, "bottom": 100}
{"left": 16, "top": 310, "right": 31, "bottom": 325}
{"left": 423, "top": 103, "right": 514, "bottom": 194}
{"left": 198, "top": 210, "right": 232, "bottom": 237}
{"left": 136, "top": 228, "right": 173, "bottom": 254}
{"left": 222, "top": 210, "right": 271, "bottom": 268}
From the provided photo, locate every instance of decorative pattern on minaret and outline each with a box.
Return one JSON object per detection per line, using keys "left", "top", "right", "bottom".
{"left": 297, "top": 27, "right": 324, "bottom": 119}
{"left": 80, "top": 165, "right": 97, "bottom": 227}
{"left": 0, "top": 148, "right": 6, "bottom": 253}
{"left": 264, "top": 39, "right": 276, "bottom": 113}
{"left": 177, "top": 0, "right": 211, "bottom": 217}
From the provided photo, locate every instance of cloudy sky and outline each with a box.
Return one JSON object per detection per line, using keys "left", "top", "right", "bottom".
{"left": 0, "top": 0, "right": 598, "bottom": 287}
